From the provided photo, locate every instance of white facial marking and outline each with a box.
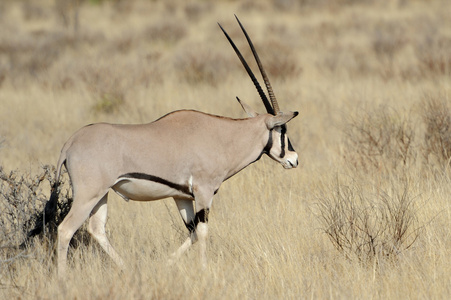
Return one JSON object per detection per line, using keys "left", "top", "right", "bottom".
{"left": 188, "top": 175, "right": 193, "bottom": 194}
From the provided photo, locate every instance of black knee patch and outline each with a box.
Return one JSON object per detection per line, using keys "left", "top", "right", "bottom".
{"left": 195, "top": 208, "right": 209, "bottom": 223}
{"left": 185, "top": 221, "right": 196, "bottom": 233}
{"left": 184, "top": 208, "right": 210, "bottom": 234}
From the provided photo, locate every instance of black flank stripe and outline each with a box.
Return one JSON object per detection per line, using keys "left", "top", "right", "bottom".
{"left": 119, "top": 172, "right": 193, "bottom": 198}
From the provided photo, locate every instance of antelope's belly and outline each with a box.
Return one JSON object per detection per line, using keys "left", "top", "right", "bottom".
{"left": 112, "top": 177, "right": 192, "bottom": 201}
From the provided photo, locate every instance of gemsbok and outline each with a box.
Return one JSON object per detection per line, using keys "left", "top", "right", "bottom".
{"left": 36, "top": 16, "right": 299, "bottom": 277}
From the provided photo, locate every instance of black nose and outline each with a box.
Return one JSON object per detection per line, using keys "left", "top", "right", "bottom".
{"left": 289, "top": 159, "right": 298, "bottom": 168}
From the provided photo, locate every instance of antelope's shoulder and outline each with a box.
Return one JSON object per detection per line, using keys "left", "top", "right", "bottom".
{"left": 153, "top": 109, "right": 236, "bottom": 122}
{"left": 150, "top": 109, "right": 248, "bottom": 129}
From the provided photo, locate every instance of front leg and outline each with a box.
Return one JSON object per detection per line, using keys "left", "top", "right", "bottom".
{"left": 169, "top": 198, "right": 196, "bottom": 264}
{"left": 191, "top": 187, "right": 213, "bottom": 269}
{"left": 194, "top": 208, "right": 210, "bottom": 269}
{"left": 171, "top": 193, "right": 212, "bottom": 268}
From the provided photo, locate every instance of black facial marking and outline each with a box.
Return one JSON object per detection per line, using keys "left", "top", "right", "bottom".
{"left": 185, "top": 208, "right": 210, "bottom": 234}
{"left": 279, "top": 125, "right": 287, "bottom": 158}
{"left": 288, "top": 138, "right": 295, "bottom": 152}
{"left": 118, "top": 172, "right": 194, "bottom": 198}
{"left": 263, "top": 129, "right": 273, "bottom": 155}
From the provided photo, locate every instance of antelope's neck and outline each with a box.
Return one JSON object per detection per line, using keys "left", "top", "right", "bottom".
{"left": 222, "top": 117, "right": 269, "bottom": 181}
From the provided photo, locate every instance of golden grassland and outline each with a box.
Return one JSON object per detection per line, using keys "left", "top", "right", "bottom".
{"left": 1, "top": 0, "right": 450, "bottom": 299}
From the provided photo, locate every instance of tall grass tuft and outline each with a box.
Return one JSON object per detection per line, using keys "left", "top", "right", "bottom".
{"left": 421, "top": 93, "right": 451, "bottom": 169}
{"left": 316, "top": 177, "right": 421, "bottom": 264}
{"left": 343, "top": 105, "right": 416, "bottom": 173}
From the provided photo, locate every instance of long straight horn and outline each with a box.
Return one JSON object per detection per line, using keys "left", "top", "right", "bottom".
{"left": 234, "top": 15, "right": 280, "bottom": 115}
{"left": 218, "top": 22, "right": 274, "bottom": 115}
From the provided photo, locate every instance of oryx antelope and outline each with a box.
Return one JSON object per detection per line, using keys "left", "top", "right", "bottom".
{"left": 42, "top": 16, "right": 299, "bottom": 276}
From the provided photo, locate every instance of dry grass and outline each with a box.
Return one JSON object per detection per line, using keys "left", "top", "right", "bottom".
{"left": 1, "top": 0, "right": 450, "bottom": 299}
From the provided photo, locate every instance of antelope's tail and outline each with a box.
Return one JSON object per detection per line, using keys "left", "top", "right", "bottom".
{"left": 22, "top": 152, "right": 67, "bottom": 245}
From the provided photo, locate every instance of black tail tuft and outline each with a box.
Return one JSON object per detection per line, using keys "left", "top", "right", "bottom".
{"left": 21, "top": 183, "right": 60, "bottom": 247}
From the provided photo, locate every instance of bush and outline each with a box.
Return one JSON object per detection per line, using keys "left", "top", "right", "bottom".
{"left": 75, "top": 63, "right": 127, "bottom": 115}
{"left": 416, "top": 35, "right": 451, "bottom": 77}
{"left": 316, "top": 178, "right": 421, "bottom": 264}
{"left": 421, "top": 93, "right": 451, "bottom": 169}
{"left": 144, "top": 20, "right": 187, "bottom": 45}
{"left": 371, "top": 22, "right": 407, "bottom": 80}
{"left": 0, "top": 166, "right": 53, "bottom": 247}
{"left": 343, "top": 105, "right": 416, "bottom": 173}
{"left": 0, "top": 165, "right": 89, "bottom": 250}
{"left": 92, "top": 92, "right": 125, "bottom": 115}
{"left": 174, "top": 48, "right": 234, "bottom": 86}
{"left": 257, "top": 39, "right": 302, "bottom": 81}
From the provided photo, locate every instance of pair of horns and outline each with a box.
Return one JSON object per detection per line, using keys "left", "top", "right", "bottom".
{"left": 218, "top": 16, "right": 280, "bottom": 115}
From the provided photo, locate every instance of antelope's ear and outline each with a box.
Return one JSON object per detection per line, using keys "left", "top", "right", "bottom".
{"left": 237, "top": 97, "right": 258, "bottom": 117}
{"left": 266, "top": 111, "right": 299, "bottom": 129}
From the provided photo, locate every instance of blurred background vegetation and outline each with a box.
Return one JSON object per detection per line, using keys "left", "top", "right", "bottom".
{"left": 0, "top": 0, "right": 450, "bottom": 299}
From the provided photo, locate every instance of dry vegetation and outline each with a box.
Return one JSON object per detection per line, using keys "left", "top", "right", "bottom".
{"left": 1, "top": 0, "right": 450, "bottom": 299}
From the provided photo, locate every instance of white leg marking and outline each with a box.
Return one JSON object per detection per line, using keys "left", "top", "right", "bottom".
{"left": 87, "top": 195, "right": 125, "bottom": 270}
{"left": 196, "top": 222, "right": 208, "bottom": 269}
{"left": 169, "top": 198, "right": 197, "bottom": 264}
{"left": 188, "top": 175, "right": 193, "bottom": 195}
{"left": 168, "top": 236, "right": 194, "bottom": 265}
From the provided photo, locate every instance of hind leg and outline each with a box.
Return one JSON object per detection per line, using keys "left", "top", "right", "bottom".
{"left": 57, "top": 192, "right": 106, "bottom": 278}
{"left": 87, "top": 194, "right": 125, "bottom": 269}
